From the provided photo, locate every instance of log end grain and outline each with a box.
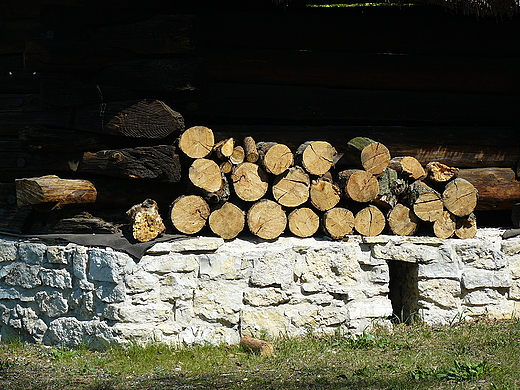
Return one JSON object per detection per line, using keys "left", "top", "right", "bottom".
{"left": 189, "top": 158, "right": 223, "bottom": 193}
{"left": 231, "top": 162, "right": 269, "bottom": 202}
{"left": 361, "top": 141, "right": 391, "bottom": 176}
{"left": 309, "top": 178, "right": 341, "bottom": 211}
{"left": 170, "top": 195, "right": 210, "bottom": 235}
{"left": 247, "top": 199, "right": 287, "bottom": 240}
{"left": 322, "top": 207, "right": 355, "bottom": 239}
{"left": 288, "top": 207, "right": 320, "bottom": 238}
{"left": 178, "top": 125, "right": 214, "bottom": 158}
{"left": 387, "top": 203, "right": 420, "bottom": 236}
{"left": 354, "top": 205, "right": 386, "bottom": 236}
{"left": 442, "top": 178, "right": 478, "bottom": 217}
{"left": 272, "top": 167, "right": 310, "bottom": 208}
{"left": 209, "top": 202, "right": 245, "bottom": 240}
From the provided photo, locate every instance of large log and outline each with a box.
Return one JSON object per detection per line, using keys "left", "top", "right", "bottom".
{"left": 295, "top": 141, "right": 336, "bottom": 176}
{"left": 169, "top": 195, "right": 210, "bottom": 235}
{"left": 322, "top": 207, "right": 355, "bottom": 239}
{"left": 442, "top": 178, "right": 478, "bottom": 217}
{"left": 337, "top": 169, "right": 379, "bottom": 204}
{"left": 126, "top": 199, "right": 166, "bottom": 243}
{"left": 247, "top": 199, "right": 287, "bottom": 240}
{"left": 407, "top": 181, "right": 444, "bottom": 222}
{"left": 208, "top": 202, "right": 245, "bottom": 240}
{"left": 179, "top": 126, "right": 214, "bottom": 158}
{"left": 309, "top": 176, "right": 341, "bottom": 211}
{"left": 231, "top": 162, "right": 269, "bottom": 202}
{"left": 345, "top": 137, "right": 391, "bottom": 176}
{"left": 272, "top": 167, "right": 310, "bottom": 208}
{"left": 387, "top": 203, "right": 420, "bottom": 236}
{"left": 287, "top": 207, "right": 319, "bottom": 238}
{"left": 354, "top": 205, "right": 386, "bottom": 237}
{"left": 256, "top": 142, "right": 294, "bottom": 176}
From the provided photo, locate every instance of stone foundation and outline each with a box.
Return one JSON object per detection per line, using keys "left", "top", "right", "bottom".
{"left": 1, "top": 229, "right": 519, "bottom": 347}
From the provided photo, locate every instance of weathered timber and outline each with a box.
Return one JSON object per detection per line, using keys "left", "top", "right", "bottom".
{"left": 243, "top": 136, "right": 259, "bottom": 163}
{"left": 126, "top": 199, "right": 166, "bottom": 242}
{"left": 458, "top": 168, "right": 520, "bottom": 211}
{"left": 15, "top": 175, "right": 97, "bottom": 207}
{"left": 256, "top": 141, "right": 293, "bottom": 176}
{"left": 407, "top": 181, "right": 443, "bottom": 222}
{"left": 433, "top": 210, "right": 456, "bottom": 239}
{"left": 455, "top": 213, "right": 477, "bottom": 239}
{"left": 309, "top": 176, "right": 341, "bottom": 211}
{"left": 387, "top": 203, "right": 420, "bottom": 236}
{"left": 179, "top": 126, "right": 214, "bottom": 158}
{"left": 442, "top": 178, "right": 478, "bottom": 217}
{"left": 426, "top": 161, "right": 459, "bottom": 183}
{"left": 388, "top": 156, "right": 426, "bottom": 181}
{"left": 354, "top": 205, "right": 386, "bottom": 237}
{"left": 287, "top": 207, "right": 319, "bottom": 238}
{"left": 169, "top": 195, "right": 210, "bottom": 235}
{"left": 213, "top": 138, "right": 234, "bottom": 159}
{"left": 295, "top": 141, "right": 335, "bottom": 176}
{"left": 247, "top": 199, "right": 286, "bottom": 240}
{"left": 337, "top": 169, "right": 379, "bottom": 203}
{"left": 272, "top": 167, "right": 310, "bottom": 208}
{"left": 188, "top": 159, "right": 227, "bottom": 203}
{"left": 47, "top": 211, "right": 120, "bottom": 234}
{"left": 0, "top": 138, "right": 52, "bottom": 181}
{"left": 373, "top": 168, "right": 407, "bottom": 210}
{"left": 231, "top": 162, "right": 269, "bottom": 202}
{"left": 239, "top": 336, "right": 274, "bottom": 356}
{"left": 345, "top": 137, "right": 390, "bottom": 176}
{"left": 229, "top": 146, "right": 245, "bottom": 165}
{"left": 322, "top": 207, "right": 355, "bottom": 239}
{"left": 208, "top": 202, "right": 245, "bottom": 239}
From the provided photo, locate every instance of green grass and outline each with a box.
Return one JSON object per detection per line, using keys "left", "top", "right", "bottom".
{"left": 0, "top": 319, "right": 519, "bottom": 389}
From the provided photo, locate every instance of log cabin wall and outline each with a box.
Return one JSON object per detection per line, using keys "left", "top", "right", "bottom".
{"left": 1, "top": 0, "right": 519, "bottom": 234}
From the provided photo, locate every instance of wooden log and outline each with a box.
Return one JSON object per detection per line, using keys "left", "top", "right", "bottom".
{"left": 322, "top": 207, "right": 355, "bottom": 239}
{"left": 295, "top": 141, "right": 335, "bottom": 176}
{"left": 455, "top": 213, "right": 477, "bottom": 239}
{"left": 219, "top": 161, "right": 233, "bottom": 174}
{"left": 213, "top": 137, "right": 235, "bottom": 159}
{"left": 169, "top": 195, "right": 210, "bottom": 235}
{"left": 272, "top": 167, "right": 310, "bottom": 208}
{"left": 287, "top": 207, "right": 320, "bottom": 238}
{"left": 243, "top": 136, "right": 259, "bottom": 163}
{"left": 247, "top": 199, "right": 287, "bottom": 240}
{"left": 407, "top": 181, "right": 444, "bottom": 222}
{"left": 256, "top": 141, "right": 294, "bottom": 176}
{"left": 231, "top": 162, "right": 269, "bottom": 202}
{"left": 388, "top": 156, "right": 426, "bottom": 181}
{"left": 208, "top": 202, "right": 245, "bottom": 240}
{"left": 426, "top": 161, "right": 459, "bottom": 183}
{"left": 229, "top": 145, "right": 245, "bottom": 165}
{"left": 373, "top": 167, "right": 407, "bottom": 209}
{"left": 309, "top": 176, "right": 341, "bottom": 211}
{"left": 337, "top": 169, "right": 379, "bottom": 203}
{"left": 48, "top": 211, "right": 120, "bottom": 234}
{"left": 433, "top": 210, "right": 456, "bottom": 239}
{"left": 179, "top": 126, "right": 214, "bottom": 159}
{"left": 239, "top": 336, "right": 274, "bottom": 356}
{"left": 15, "top": 175, "right": 97, "bottom": 208}
{"left": 126, "top": 199, "right": 166, "bottom": 243}
{"left": 387, "top": 203, "right": 420, "bottom": 236}
{"left": 188, "top": 159, "right": 229, "bottom": 204}
{"left": 345, "top": 137, "right": 391, "bottom": 176}
{"left": 354, "top": 205, "right": 386, "bottom": 237}
{"left": 442, "top": 178, "right": 478, "bottom": 217}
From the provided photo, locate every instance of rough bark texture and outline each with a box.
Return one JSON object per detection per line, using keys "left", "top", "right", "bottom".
{"left": 169, "top": 195, "right": 210, "bottom": 235}
{"left": 247, "top": 199, "right": 287, "bottom": 240}
{"left": 374, "top": 167, "right": 407, "bottom": 209}
{"left": 178, "top": 126, "right": 214, "bottom": 158}
{"left": 231, "top": 162, "right": 269, "bottom": 202}
{"left": 126, "top": 198, "right": 166, "bottom": 242}
{"left": 322, "top": 207, "right": 355, "bottom": 239}
{"left": 208, "top": 202, "right": 245, "bottom": 239}
{"left": 287, "top": 207, "right": 320, "bottom": 238}
{"left": 243, "top": 136, "right": 259, "bottom": 163}
{"left": 272, "top": 166, "right": 310, "bottom": 208}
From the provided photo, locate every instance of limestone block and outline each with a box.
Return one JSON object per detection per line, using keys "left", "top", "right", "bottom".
{"left": 70, "top": 289, "right": 95, "bottom": 318}
{"left": 509, "top": 279, "right": 520, "bottom": 300}
{"left": 371, "top": 241, "right": 441, "bottom": 264}
{"left": 418, "top": 303, "right": 463, "bottom": 326}
{"left": 317, "top": 304, "right": 349, "bottom": 327}
{"left": 0, "top": 240, "right": 17, "bottom": 262}
{"left": 125, "top": 270, "right": 159, "bottom": 293}
{"left": 462, "top": 268, "right": 512, "bottom": 290}
{"left": 418, "top": 279, "right": 460, "bottom": 309}
{"left": 463, "top": 300, "right": 518, "bottom": 321}
{"left": 418, "top": 251, "right": 461, "bottom": 280}
{"left": 88, "top": 248, "right": 134, "bottom": 283}
{"left": 243, "top": 288, "right": 290, "bottom": 307}
{"left": 346, "top": 296, "right": 393, "bottom": 320}
{"left": 9, "top": 305, "right": 47, "bottom": 343}
{"left": 454, "top": 241, "right": 506, "bottom": 270}
{"left": 103, "top": 301, "right": 172, "bottom": 323}
{"left": 17, "top": 242, "right": 47, "bottom": 265}
{"left": 35, "top": 291, "right": 69, "bottom": 317}
{"left": 193, "top": 280, "right": 246, "bottom": 325}
{"left": 147, "top": 237, "right": 224, "bottom": 254}
{"left": 302, "top": 292, "right": 335, "bottom": 305}
{"left": 160, "top": 272, "right": 197, "bottom": 301}
{"left": 46, "top": 245, "right": 70, "bottom": 265}
{"left": 198, "top": 253, "right": 242, "bottom": 280}
{"left": 501, "top": 238, "right": 520, "bottom": 256}
{"left": 250, "top": 249, "right": 296, "bottom": 289}
{"left": 71, "top": 246, "right": 94, "bottom": 290}
{"left": 367, "top": 264, "right": 390, "bottom": 284}
{"left": 463, "top": 288, "right": 507, "bottom": 306}
{"left": 4, "top": 263, "right": 41, "bottom": 289}
{"left": 0, "top": 287, "right": 20, "bottom": 300}
{"left": 140, "top": 253, "right": 199, "bottom": 274}
{"left": 509, "top": 256, "right": 520, "bottom": 279}
{"left": 240, "top": 306, "right": 289, "bottom": 338}
{"left": 174, "top": 299, "right": 195, "bottom": 324}
{"left": 113, "top": 323, "right": 164, "bottom": 344}
{"left": 363, "top": 235, "right": 443, "bottom": 246}
{"left": 301, "top": 282, "right": 324, "bottom": 293}
{"left": 39, "top": 268, "right": 72, "bottom": 289}
{"left": 179, "top": 324, "right": 240, "bottom": 346}
{"left": 95, "top": 282, "right": 126, "bottom": 303}
{"left": 45, "top": 317, "right": 122, "bottom": 348}
{"left": 284, "top": 303, "right": 319, "bottom": 328}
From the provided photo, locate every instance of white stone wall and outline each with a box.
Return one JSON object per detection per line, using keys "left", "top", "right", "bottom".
{"left": 0, "top": 230, "right": 519, "bottom": 347}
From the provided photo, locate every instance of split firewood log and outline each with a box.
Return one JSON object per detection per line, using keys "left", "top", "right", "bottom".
{"left": 309, "top": 176, "right": 341, "bottom": 211}
{"left": 287, "top": 207, "right": 320, "bottom": 238}
{"left": 345, "top": 136, "right": 391, "bottom": 176}
{"left": 354, "top": 205, "right": 386, "bottom": 236}
{"left": 272, "top": 166, "right": 310, "bottom": 208}
{"left": 188, "top": 158, "right": 229, "bottom": 204}
{"left": 432, "top": 210, "right": 456, "bottom": 239}
{"left": 388, "top": 156, "right": 426, "bottom": 181}
{"left": 208, "top": 202, "right": 245, "bottom": 239}
{"left": 322, "top": 207, "right": 355, "bottom": 239}
{"left": 15, "top": 175, "right": 97, "bottom": 207}
{"left": 407, "top": 180, "right": 444, "bottom": 222}
{"left": 169, "top": 195, "right": 210, "bottom": 234}
{"left": 426, "top": 161, "right": 459, "bottom": 183}
{"left": 240, "top": 336, "right": 274, "bottom": 356}
{"left": 243, "top": 136, "right": 259, "bottom": 163}
{"left": 455, "top": 213, "right": 477, "bottom": 239}
{"left": 213, "top": 137, "right": 235, "bottom": 159}
{"left": 126, "top": 198, "right": 166, "bottom": 242}
{"left": 373, "top": 167, "right": 407, "bottom": 209}
{"left": 231, "top": 162, "right": 269, "bottom": 202}
{"left": 295, "top": 141, "right": 336, "bottom": 176}
{"left": 387, "top": 203, "right": 420, "bottom": 236}
{"left": 229, "top": 145, "right": 245, "bottom": 165}
{"left": 442, "top": 178, "right": 478, "bottom": 217}
{"left": 247, "top": 199, "right": 287, "bottom": 240}
{"left": 178, "top": 125, "right": 214, "bottom": 158}
{"left": 337, "top": 169, "right": 379, "bottom": 203}
{"left": 257, "top": 141, "right": 294, "bottom": 175}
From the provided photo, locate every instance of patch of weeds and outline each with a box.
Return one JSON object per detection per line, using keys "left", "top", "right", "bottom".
{"left": 49, "top": 347, "right": 80, "bottom": 361}
{"left": 411, "top": 359, "right": 489, "bottom": 382}
{"left": 348, "top": 331, "right": 388, "bottom": 349}
{"left": 0, "top": 358, "right": 14, "bottom": 370}
{"left": 353, "top": 366, "right": 377, "bottom": 377}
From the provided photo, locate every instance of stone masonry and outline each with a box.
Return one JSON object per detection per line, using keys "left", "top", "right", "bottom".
{"left": 0, "top": 229, "right": 519, "bottom": 347}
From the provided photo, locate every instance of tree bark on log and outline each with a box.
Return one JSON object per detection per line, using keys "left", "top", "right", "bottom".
{"left": 229, "top": 145, "right": 245, "bottom": 165}
{"left": 388, "top": 156, "right": 426, "bottom": 181}
{"left": 455, "top": 213, "right": 477, "bottom": 239}
{"left": 247, "top": 199, "right": 287, "bottom": 240}
{"left": 295, "top": 141, "right": 335, "bottom": 176}
{"left": 231, "top": 162, "right": 269, "bottom": 202}
{"left": 287, "top": 207, "right": 320, "bottom": 238}
{"left": 345, "top": 136, "right": 391, "bottom": 176}
{"left": 432, "top": 210, "right": 456, "bottom": 239}
{"left": 309, "top": 177, "right": 341, "bottom": 211}
{"left": 15, "top": 175, "right": 97, "bottom": 207}
{"left": 337, "top": 169, "right": 379, "bottom": 203}
{"left": 213, "top": 137, "right": 235, "bottom": 159}
{"left": 272, "top": 167, "right": 310, "bottom": 208}
{"left": 387, "top": 203, "right": 420, "bottom": 236}
{"left": 256, "top": 141, "right": 294, "bottom": 175}
{"left": 373, "top": 167, "right": 407, "bottom": 209}
{"left": 322, "top": 207, "right": 355, "bottom": 239}
{"left": 169, "top": 195, "right": 210, "bottom": 235}
{"left": 407, "top": 180, "right": 444, "bottom": 222}
{"left": 426, "top": 161, "right": 459, "bottom": 183}
{"left": 354, "top": 205, "right": 386, "bottom": 236}
{"left": 239, "top": 336, "right": 274, "bottom": 356}
{"left": 442, "top": 178, "right": 478, "bottom": 217}
{"left": 208, "top": 202, "right": 245, "bottom": 239}
{"left": 243, "top": 136, "right": 259, "bottom": 163}
{"left": 178, "top": 126, "right": 214, "bottom": 158}
{"left": 126, "top": 198, "right": 166, "bottom": 242}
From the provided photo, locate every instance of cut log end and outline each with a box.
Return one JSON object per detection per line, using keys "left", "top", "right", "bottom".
{"left": 247, "top": 199, "right": 287, "bottom": 240}
{"left": 387, "top": 203, "right": 420, "bottom": 236}
{"left": 323, "top": 207, "right": 355, "bottom": 239}
{"left": 297, "top": 141, "right": 335, "bottom": 176}
{"left": 170, "top": 195, "right": 210, "bottom": 235}
{"left": 209, "top": 202, "right": 245, "bottom": 240}
{"left": 338, "top": 169, "right": 379, "bottom": 203}
{"left": 433, "top": 210, "right": 456, "bottom": 239}
{"left": 126, "top": 198, "right": 166, "bottom": 242}
{"left": 354, "top": 205, "right": 386, "bottom": 236}
{"left": 288, "top": 207, "right": 320, "bottom": 238}
{"left": 272, "top": 167, "right": 310, "bottom": 208}
{"left": 442, "top": 178, "right": 478, "bottom": 217}
{"left": 231, "top": 162, "right": 269, "bottom": 202}
{"left": 178, "top": 126, "right": 215, "bottom": 158}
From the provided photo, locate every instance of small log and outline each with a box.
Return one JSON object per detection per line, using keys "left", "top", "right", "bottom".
{"left": 337, "top": 169, "right": 379, "bottom": 203}
{"left": 345, "top": 136, "right": 391, "bottom": 176}
{"left": 388, "top": 156, "right": 426, "bottom": 181}
{"left": 15, "top": 175, "right": 97, "bottom": 207}
{"left": 126, "top": 199, "right": 166, "bottom": 242}
{"left": 373, "top": 167, "right": 407, "bottom": 209}
{"left": 426, "top": 161, "right": 459, "bottom": 183}
{"left": 170, "top": 195, "right": 210, "bottom": 235}
{"left": 189, "top": 158, "right": 224, "bottom": 193}
{"left": 309, "top": 176, "right": 341, "bottom": 211}
{"left": 354, "top": 205, "right": 386, "bottom": 237}
{"left": 240, "top": 336, "right": 274, "bottom": 356}
{"left": 243, "top": 136, "right": 259, "bottom": 163}
{"left": 231, "top": 162, "right": 269, "bottom": 202}
{"left": 50, "top": 211, "right": 120, "bottom": 234}
{"left": 442, "top": 178, "right": 478, "bottom": 217}
{"left": 455, "top": 213, "right": 477, "bottom": 239}
{"left": 219, "top": 161, "right": 233, "bottom": 174}
{"left": 178, "top": 126, "right": 214, "bottom": 158}
{"left": 257, "top": 141, "right": 294, "bottom": 175}
{"left": 208, "top": 202, "right": 245, "bottom": 239}
{"left": 229, "top": 145, "right": 245, "bottom": 165}
{"left": 432, "top": 210, "right": 456, "bottom": 239}
{"left": 387, "top": 203, "right": 420, "bottom": 236}
{"left": 295, "top": 141, "right": 335, "bottom": 176}
{"left": 247, "top": 199, "right": 287, "bottom": 240}
{"left": 407, "top": 181, "right": 444, "bottom": 222}
{"left": 322, "top": 207, "right": 355, "bottom": 239}
{"left": 287, "top": 207, "right": 320, "bottom": 238}
{"left": 272, "top": 167, "right": 310, "bottom": 208}
{"left": 213, "top": 137, "right": 235, "bottom": 159}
